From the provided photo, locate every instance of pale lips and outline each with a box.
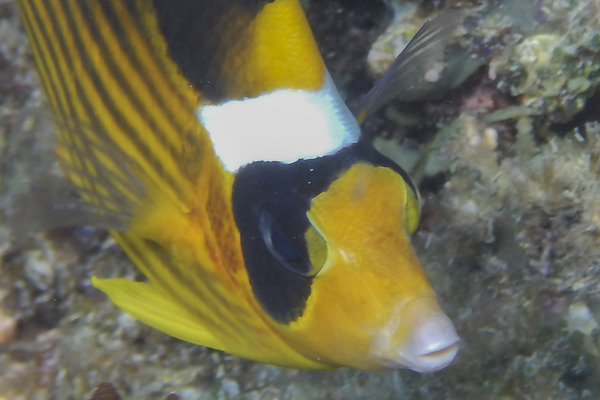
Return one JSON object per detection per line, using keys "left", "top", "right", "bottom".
{"left": 371, "top": 296, "right": 460, "bottom": 372}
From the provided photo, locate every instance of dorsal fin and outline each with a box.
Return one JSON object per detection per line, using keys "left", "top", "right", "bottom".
{"left": 17, "top": 1, "right": 215, "bottom": 223}
{"left": 357, "top": 9, "right": 466, "bottom": 122}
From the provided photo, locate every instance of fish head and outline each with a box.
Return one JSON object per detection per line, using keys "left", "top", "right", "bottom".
{"left": 284, "top": 162, "right": 459, "bottom": 372}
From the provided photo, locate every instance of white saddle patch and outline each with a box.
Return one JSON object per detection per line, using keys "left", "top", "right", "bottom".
{"left": 197, "top": 74, "right": 360, "bottom": 172}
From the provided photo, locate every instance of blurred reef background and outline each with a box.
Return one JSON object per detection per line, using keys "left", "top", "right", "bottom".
{"left": 1, "top": 0, "right": 600, "bottom": 399}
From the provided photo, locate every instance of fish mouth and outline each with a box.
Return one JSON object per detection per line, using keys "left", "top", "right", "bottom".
{"left": 406, "top": 340, "right": 459, "bottom": 373}
{"left": 371, "top": 296, "right": 460, "bottom": 372}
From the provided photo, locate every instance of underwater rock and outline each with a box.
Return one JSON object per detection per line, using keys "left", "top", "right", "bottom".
{"left": 367, "top": 2, "right": 421, "bottom": 77}
{"left": 488, "top": 0, "right": 600, "bottom": 122}
{"left": 0, "top": 304, "right": 16, "bottom": 345}
{"left": 88, "top": 382, "right": 180, "bottom": 400}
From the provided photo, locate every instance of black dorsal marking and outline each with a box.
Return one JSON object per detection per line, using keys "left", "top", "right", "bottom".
{"left": 232, "top": 139, "right": 415, "bottom": 323}
{"left": 153, "top": 0, "right": 273, "bottom": 101}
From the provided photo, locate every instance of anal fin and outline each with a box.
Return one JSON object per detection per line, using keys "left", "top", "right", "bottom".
{"left": 91, "top": 276, "right": 222, "bottom": 350}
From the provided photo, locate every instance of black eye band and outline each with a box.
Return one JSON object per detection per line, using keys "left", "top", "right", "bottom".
{"left": 232, "top": 139, "right": 416, "bottom": 323}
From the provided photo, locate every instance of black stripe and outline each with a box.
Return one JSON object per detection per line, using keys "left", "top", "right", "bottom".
{"left": 47, "top": 0, "right": 132, "bottom": 199}
{"left": 57, "top": 0, "right": 182, "bottom": 191}
{"left": 59, "top": 133, "right": 145, "bottom": 216}
{"left": 96, "top": 1, "right": 191, "bottom": 156}
{"left": 124, "top": 235, "right": 244, "bottom": 321}
{"left": 76, "top": 0, "right": 179, "bottom": 178}
{"left": 121, "top": 235, "right": 251, "bottom": 336}
{"left": 33, "top": 1, "right": 99, "bottom": 194}
{"left": 101, "top": 1, "right": 192, "bottom": 129}
{"left": 25, "top": 3, "right": 77, "bottom": 129}
{"left": 18, "top": 9, "right": 62, "bottom": 122}
{"left": 46, "top": 1, "right": 118, "bottom": 197}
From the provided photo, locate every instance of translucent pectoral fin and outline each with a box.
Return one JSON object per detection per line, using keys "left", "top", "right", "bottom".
{"left": 357, "top": 9, "right": 472, "bottom": 122}
{"left": 91, "top": 276, "right": 222, "bottom": 350}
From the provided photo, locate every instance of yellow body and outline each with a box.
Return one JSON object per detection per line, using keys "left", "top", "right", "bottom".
{"left": 18, "top": 0, "right": 458, "bottom": 370}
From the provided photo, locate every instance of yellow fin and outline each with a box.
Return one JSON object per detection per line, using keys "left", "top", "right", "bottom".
{"left": 17, "top": 0, "right": 222, "bottom": 228}
{"left": 91, "top": 276, "right": 223, "bottom": 351}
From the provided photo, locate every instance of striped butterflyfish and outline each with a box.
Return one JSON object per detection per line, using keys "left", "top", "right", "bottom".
{"left": 17, "top": 0, "right": 460, "bottom": 372}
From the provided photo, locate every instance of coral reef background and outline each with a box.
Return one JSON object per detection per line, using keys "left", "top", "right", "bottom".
{"left": 1, "top": 0, "right": 599, "bottom": 399}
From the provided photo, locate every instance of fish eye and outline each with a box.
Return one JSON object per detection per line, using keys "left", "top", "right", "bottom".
{"left": 259, "top": 209, "right": 319, "bottom": 278}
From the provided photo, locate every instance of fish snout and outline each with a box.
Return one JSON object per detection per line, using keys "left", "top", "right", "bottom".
{"left": 372, "top": 296, "right": 459, "bottom": 372}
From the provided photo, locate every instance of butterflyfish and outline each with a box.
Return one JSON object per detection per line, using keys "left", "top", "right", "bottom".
{"left": 17, "top": 0, "right": 460, "bottom": 372}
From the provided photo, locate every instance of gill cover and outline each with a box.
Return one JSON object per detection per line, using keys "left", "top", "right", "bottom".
{"left": 18, "top": 0, "right": 459, "bottom": 371}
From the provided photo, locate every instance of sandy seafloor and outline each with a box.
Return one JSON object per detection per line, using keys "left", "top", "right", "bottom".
{"left": 1, "top": 0, "right": 600, "bottom": 399}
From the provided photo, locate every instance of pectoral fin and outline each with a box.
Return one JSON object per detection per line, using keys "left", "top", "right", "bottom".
{"left": 91, "top": 276, "right": 222, "bottom": 350}
{"left": 357, "top": 9, "right": 471, "bottom": 122}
